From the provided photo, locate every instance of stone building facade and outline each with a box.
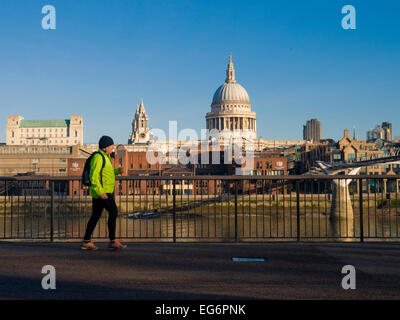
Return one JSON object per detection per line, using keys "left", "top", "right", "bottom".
{"left": 6, "top": 115, "right": 83, "bottom": 146}
{"left": 205, "top": 53, "right": 257, "bottom": 142}
{"left": 0, "top": 144, "right": 87, "bottom": 176}
{"left": 128, "top": 99, "right": 150, "bottom": 144}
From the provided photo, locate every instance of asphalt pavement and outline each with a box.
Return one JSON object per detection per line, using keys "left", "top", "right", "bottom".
{"left": 0, "top": 241, "right": 399, "bottom": 299}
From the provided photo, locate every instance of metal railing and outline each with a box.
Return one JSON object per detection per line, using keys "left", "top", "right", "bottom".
{"left": 0, "top": 175, "right": 399, "bottom": 242}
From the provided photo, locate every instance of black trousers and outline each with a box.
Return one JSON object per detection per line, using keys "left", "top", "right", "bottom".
{"left": 83, "top": 193, "right": 118, "bottom": 241}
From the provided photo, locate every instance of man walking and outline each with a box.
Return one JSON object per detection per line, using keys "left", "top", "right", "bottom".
{"left": 81, "top": 135, "right": 127, "bottom": 250}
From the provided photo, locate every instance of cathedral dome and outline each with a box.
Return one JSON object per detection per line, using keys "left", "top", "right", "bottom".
{"left": 211, "top": 53, "right": 250, "bottom": 106}
{"left": 212, "top": 82, "right": 250, "bottom": 105}
{"left": 206, "top": 53, "right": 257, "bottom": 138}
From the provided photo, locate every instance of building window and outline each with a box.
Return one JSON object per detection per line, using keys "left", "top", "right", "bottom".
{"left": 59, "top": 168, "right": 66, "bottom": 172}
{"left": 59, "top": 158, "right": 66, "bottom": 163}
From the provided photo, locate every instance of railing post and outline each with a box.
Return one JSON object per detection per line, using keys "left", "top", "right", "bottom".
{"left": 359, "top": 178, "right": 364, "bottom": 243}
{"left": 234, "top": 180, "right": 238, "bottom": 242}
{"left": 172, "top": 179, "right": 176, "bottom": 243}
{"left": 296, "top": 181, "right": 300, "bottom": 242}
{"left": 50, "top": 180, "right": 54, "bottom": 243}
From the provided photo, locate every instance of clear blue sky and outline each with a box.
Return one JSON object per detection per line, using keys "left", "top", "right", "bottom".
{"left": 0, "top": 0, "right": 399, "bottom": 144}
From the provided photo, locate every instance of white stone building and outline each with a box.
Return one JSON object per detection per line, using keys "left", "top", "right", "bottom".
{"left": 205, "top": 53, "right": 257, "bottom": 142}
{"left": 128, "top": 99, "right": 150, "bottom": 144}
{"left": 6, "top": 115, "right": 83, "bottom": 146}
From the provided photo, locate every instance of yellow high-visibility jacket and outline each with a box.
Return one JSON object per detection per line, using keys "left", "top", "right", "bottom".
{"left": 89, "top": 149, "right": 121, "bottom": 198}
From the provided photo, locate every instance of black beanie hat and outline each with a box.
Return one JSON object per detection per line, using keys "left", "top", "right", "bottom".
{"left": 99, "top": 136, "right": 114, "bottom": 149}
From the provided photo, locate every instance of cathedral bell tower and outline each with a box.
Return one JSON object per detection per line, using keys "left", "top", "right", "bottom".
{"left": 128, "top": 98, "right": 150, "bottom": 144}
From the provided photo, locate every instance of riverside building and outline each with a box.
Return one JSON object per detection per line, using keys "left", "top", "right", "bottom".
{"left": 6, "top": 115, "right": 83, "bottom": 146}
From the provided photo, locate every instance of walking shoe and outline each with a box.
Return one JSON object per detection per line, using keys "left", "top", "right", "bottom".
{"left": 80, "top": 240, "right": 98, "bottom": 251}
{"left": 108, "top": 239, "right": 127, "bottom": 250}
